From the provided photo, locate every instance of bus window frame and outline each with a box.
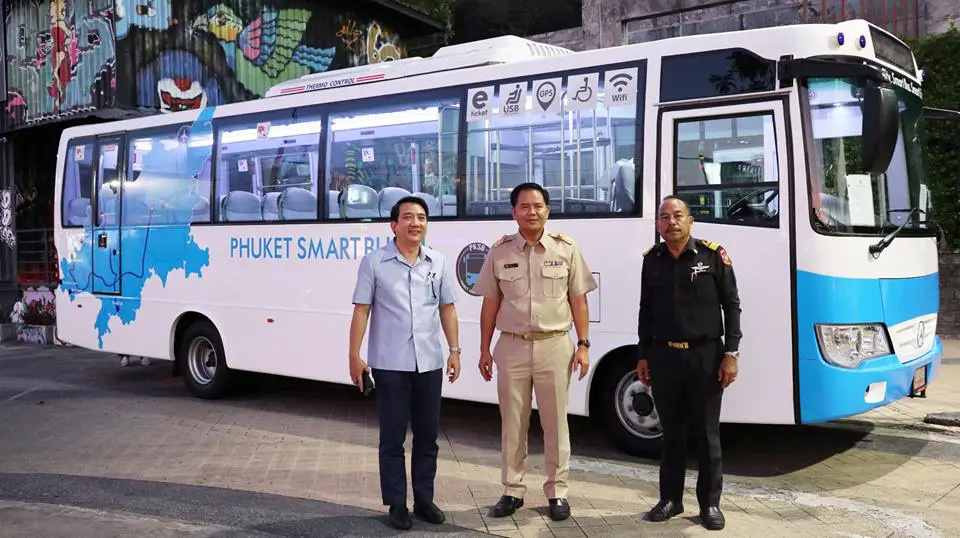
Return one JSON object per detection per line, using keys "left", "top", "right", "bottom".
{"left": 670, "top": 108, "right": 783, "bottom": 229}
{"left": 455, "top": 59, "right": 647, "bottom": 222}
{"left": 61, "top": 137, "right": 97, "bottom": 229}
{"left": 320, "top": 86, "right": 464, "bottom": 223}
{"left": 125, "top": 122, "right": 217, "bottom": 226}
{"left": 213, "top": 106, "right": 326, "bottom": 225}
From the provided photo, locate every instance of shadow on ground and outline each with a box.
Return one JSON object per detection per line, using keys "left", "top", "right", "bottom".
{"left": 0, "top": 344, "right": 934, "bottom": 489}
{"left": 0, "top": 472, "right": 492, "bottom": 538}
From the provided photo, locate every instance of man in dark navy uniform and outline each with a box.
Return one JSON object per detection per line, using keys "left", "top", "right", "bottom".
{"left": 635, "top": 195, "right": 741, "bottom": 531}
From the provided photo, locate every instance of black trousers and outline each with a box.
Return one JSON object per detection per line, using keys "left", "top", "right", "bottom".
{"left": 648, "top": 339, "right": 724, "bottom": 509}
{"left": 372, "top": 367, "right": 443, "bottom": 507}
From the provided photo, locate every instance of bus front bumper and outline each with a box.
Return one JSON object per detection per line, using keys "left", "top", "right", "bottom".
{"left": 797, "top": 336, "right": 942, "bottom": 424}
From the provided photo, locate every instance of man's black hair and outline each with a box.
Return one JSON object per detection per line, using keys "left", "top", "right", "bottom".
{"left": 510, "top": 182, "right": 550, "bottom": 207}
{"left": 390, "top": 196, "right": 429, "bottom": 222}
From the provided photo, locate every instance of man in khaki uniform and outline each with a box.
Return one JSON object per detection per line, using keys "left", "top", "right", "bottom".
{"left": 474, "top": 182, "right": 597, "bottom": 522}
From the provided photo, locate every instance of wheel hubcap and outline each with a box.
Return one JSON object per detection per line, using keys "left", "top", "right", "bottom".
{"left": 613, "top": 371, "right": 662, "bottom": 440}
{"left": 187, "top": 337, "right": 217, "bottom": 385}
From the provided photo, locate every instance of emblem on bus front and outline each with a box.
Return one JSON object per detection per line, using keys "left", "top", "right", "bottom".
{"left": 456, "top": 242, "right": 490, "bottom": 296}
{"left": 917, "top": 322, "right": 926, "bottom": 348}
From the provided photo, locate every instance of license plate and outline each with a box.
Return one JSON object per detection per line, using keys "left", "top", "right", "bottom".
{"left": 912, "top": 365, "right": 927, "bottom": 395}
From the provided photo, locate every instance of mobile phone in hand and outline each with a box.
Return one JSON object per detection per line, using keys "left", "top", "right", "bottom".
{"left": 361, "top": 370, "right": 375, "bottom": 396}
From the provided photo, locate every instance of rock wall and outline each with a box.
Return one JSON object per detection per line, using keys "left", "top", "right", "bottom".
{"left": 939, "top": 250, "right": 960, "bottom": 339}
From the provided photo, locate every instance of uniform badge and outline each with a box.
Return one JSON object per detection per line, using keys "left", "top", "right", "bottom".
{"left": 690, "top": 262, "right": 710, "bottom": 282}
{"left": 718, "top": 247, "right": 732, "bottom": 266}
{"left": 544, "top": 260, "right": 563, "bottom": 267}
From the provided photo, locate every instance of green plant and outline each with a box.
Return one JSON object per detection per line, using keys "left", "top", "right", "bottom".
{"left": 906, "top": 22, "right": 960, "bottom": 249}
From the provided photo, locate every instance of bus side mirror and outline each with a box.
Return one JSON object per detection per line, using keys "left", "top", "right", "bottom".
{"left": 860, "top": 86, "right": 900, "bottom": 174}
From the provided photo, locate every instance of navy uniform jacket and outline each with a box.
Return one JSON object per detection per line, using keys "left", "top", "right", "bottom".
{"left": 637, "top": 236, "right": 742, "bottom": 359}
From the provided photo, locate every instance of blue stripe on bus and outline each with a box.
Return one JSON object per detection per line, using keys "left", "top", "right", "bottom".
{"left": 795, "top": 270, "right": 941, "bottom": 424}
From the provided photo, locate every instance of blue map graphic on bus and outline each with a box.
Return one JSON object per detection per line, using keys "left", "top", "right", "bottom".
{"left": 59, "top": 106, "right": 215, "bottom": 348}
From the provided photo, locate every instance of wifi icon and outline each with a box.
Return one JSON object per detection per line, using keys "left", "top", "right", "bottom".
{"left": 609, "top": 73, "right": 633, "bottom": 93}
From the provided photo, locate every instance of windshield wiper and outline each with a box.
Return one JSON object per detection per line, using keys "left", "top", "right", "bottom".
{"left": 868, "top": 206, "right": 923, "bottom": 258}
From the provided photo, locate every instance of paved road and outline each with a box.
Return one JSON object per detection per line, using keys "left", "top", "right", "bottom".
{"left": 1, "top": 341, "right": 960, "bottom": 537}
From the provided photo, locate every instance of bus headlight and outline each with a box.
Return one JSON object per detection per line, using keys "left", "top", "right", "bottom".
{"left": 815, "top": 324, "right": 891, "bottom": 369}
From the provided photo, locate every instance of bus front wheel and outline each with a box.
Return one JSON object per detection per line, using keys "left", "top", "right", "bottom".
{"left": 178, "top": 319, "right": 232, "bottom": 399}
{"left": 597, "top": 357, "right": 663, "bottom": 459}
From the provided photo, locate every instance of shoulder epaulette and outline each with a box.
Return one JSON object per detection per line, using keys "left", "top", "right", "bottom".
{"left": 643, "top": 245, "right": 655, "bottom": 257}
{"left": 547, "top": 232, "right": 574, "bottom": 245}
{"left": 699, "top": 239, "right": 721, "bottom": 251}
{"left": 491, "top": 234, "right": 511, "bottom": 248}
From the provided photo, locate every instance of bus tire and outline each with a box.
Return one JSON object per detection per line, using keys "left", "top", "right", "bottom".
{"left": 596, "top": 357, "right": 663, "bottom": 459}
{"left": 178, "top": 319, "right": 232, "bottom": 399}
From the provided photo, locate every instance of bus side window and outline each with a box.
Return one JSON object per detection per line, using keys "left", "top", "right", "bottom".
{"left": 216, "top": 110, "right": 323, "bottom": 222}
{"left": 62, "top": 142, "right": 95, "bottom": 227}
{"left": 673, "top": 113, "right": 780, "bottom": 226}
{"left": 325, "top": 95, "right": 460, "bottom": 220}
{"left": 127, "top": 127, "right": 213, "bottom": 225}
{"left": 464, "top": 66, "right": 645, "bottom": 217}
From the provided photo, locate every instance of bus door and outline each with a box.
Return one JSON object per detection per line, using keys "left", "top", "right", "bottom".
{"left": 91, "top": 135, "right": 124, "bottom": 295}
{"left": 657, "top": 99, "right": 794, "bottom": 424}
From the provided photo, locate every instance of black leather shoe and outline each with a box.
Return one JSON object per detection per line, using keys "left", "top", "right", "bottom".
{"left": 548, "top": 498, "right": 571, "bottom": 521}
{"left": 701, "top": 506, "right": 725, "bottom": 530}
{"left": 491, "top": 495, "right": 524, "bottom": 517}
{"left": 647, "top": 499, "right": 684, "bottom": 522}
{"left": 389, "top": 505, "right": 412, "bottom": 530}
{"left": 413, "top": 501, "right": 445, "bottom": 524}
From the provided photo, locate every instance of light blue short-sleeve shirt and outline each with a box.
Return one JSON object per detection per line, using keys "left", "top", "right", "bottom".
{"left": 351, "top": 239, "right": 457, "bottom": 373}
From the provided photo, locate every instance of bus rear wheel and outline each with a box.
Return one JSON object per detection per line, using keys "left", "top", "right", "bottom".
{"left": 597, "top": 358, "right": 663, "bottom": 459}
{"left": 178, "top": 319, "right": 232, "bottom": 399}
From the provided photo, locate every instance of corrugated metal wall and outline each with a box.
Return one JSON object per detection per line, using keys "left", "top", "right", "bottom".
{"left": 2, "top": 0, "right": 117, "bottom": 131}
{"left": 114, "top": 0, "right": 404, "bottom": 113}
{"left": 2, "top": 0, "right": 408, "bottom": 131}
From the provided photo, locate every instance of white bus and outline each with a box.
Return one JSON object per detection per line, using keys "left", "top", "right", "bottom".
{"left": 54, "top": 19, "right": 951, "bottom": 457}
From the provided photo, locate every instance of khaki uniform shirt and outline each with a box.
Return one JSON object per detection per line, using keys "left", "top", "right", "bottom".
{"left": 473, "top": 231, "right": 597, "bottom": 334}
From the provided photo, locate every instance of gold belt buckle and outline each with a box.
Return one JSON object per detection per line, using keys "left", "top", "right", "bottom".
{"left": 667, "top": 341, "right": 689, "bottom": 350}
{"left": 521, "top": 331, "right": 559, "bottom": 341}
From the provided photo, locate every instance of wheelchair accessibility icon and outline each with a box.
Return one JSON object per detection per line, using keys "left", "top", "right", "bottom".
{"left": 572, "top": 77, "right": 593, "bottom": 103}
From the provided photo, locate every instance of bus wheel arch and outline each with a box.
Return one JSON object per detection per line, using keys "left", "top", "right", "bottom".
{"left": 590, "top": 345, "right": 662, "bottom": 459}
{"left": 173, "top": 312, "right": 233, "bottom": 399}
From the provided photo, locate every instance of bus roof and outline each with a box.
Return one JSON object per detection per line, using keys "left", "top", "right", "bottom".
{"left": 264, "top": 18, "right": 919, "bottom": 99}
{"left": 55, "top": 18, "right": 919, "bottom": 144}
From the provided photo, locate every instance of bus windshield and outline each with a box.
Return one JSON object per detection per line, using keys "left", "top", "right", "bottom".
{"left": 805, "top": 76, "right": 932, "bottom": 235}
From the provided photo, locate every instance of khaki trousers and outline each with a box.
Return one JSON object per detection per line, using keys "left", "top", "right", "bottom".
{"left": 493, "top": 332, "right": 574, "bottom": 499}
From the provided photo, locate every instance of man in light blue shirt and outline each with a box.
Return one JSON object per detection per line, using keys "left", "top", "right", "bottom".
{"left": 349, "top": 195, "right": 461, "bottom": 531}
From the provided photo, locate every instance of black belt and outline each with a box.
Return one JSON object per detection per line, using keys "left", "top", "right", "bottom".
{"left": 656, "top": 337, "right": 718, "bottom": 350}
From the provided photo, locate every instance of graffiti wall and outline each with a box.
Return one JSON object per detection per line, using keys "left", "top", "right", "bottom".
{"left": 3, "top": 0, "right": 117, "bottom": 129}
{"left": 113, "top": 0, "right": 406, "bottom": 114}
{"left": 2, "top": 0, "right": 407, "bottom": 129}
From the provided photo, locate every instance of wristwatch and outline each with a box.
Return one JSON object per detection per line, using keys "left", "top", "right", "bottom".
{"left": 449, "top": 346, "right": 462, "bottom": 353}
{"left": 577, "top": 339, "right": 591, "bottom": 349}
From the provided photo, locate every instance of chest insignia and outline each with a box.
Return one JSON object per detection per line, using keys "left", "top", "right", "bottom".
{"left": 690, "top": 262, "right": 710, "bottom": 282}
{"left": 544, "top": 260, "right": 564, "bottom": 267}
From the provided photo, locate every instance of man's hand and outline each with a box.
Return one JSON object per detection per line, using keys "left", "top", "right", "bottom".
{"left": 478, "top": 350, "right": 494, "bottom": 381}
{"left": 636, "top": 359, "right": 650, "bottom": 385}
{"left": 447, "top": 351, "right": 461, "bottom": 383}
{"left": 719, "top": 354, "right": 738, "bottom": 388}
{"left": 349, "top": 355, "right": 369, "bottom": 391}
{"left": 572, "top": 346, "right": 590, "bottom": 380}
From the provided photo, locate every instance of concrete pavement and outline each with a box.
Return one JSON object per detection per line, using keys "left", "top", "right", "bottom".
{"left": 1, "top": 340, "right": 959, "bottom": 537}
